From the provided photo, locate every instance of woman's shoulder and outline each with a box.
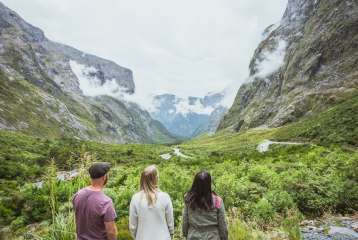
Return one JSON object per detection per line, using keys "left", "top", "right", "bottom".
{"left": 157, "top": 191, "right": 171, "bottom": 201}
{"left": 131, "top": 191, "right": 144, "bottom": 201}
{"left": 157, "top": 190, "right": 170, "bottom": 197}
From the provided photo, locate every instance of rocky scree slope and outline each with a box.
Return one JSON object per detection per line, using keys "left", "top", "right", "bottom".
{"left": 219, "top": 0, "right": 358, "bottom": 131}
{"left": 0, "top": 2, "right": 175, "bottom": 143}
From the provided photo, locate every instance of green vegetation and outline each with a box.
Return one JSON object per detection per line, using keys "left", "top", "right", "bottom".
{"left": 274, "top": 94, "right": 358, "bottom": 146}
{"left": 0, "top": 69, "right": 89, "bottom": 139}
{"left": 0, "top": 96, "right": 357, "bottom": 239}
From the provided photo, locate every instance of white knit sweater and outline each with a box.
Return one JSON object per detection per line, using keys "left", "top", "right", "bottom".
{"left": 129, "top": 191, "right": 174, "bottom": 240}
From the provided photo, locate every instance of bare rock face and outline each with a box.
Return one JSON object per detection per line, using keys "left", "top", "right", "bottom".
{"left": 0, "top": 2, "right": 175, "bottom": 144}
{"left": 219, "top": 0, "right": 358, "bottom": 131}
{"left": 0, "top": 1, "right": 134, "bottom": 95}
{"left": 43, "top": 41, "right": 135, "bottom": 95}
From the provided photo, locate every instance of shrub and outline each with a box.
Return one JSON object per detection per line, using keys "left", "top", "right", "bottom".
{"left": 264, "top": 190, "right": 295, "bottom": 214}
{"left": 252, "top": 198, "right": 275, "bottom": 226}
{"left": 282, "top": 169, "right": 342, "bottom": 216}
{"left": 10, "top": 216, "right": 26, "bottom": 232}
{"left": 214, "top": 173, "right": 241, "bottom": 208}
{"left": 21, "top": 185, "right": 50, "bottom": 224}
{"left": 247, "top": 166, "right": 281, "bottom": 189}
{"left": 117, "top": 217, "right": 132, "bottom": 240}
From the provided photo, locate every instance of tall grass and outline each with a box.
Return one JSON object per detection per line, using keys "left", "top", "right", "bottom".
{"left": 228, "top": 209, "right": 266, "bottom": 240}
{"left": 45, "top": 152, "right": 94, "bottom": 240}
{"left": 47, "top": 212, "right": 76, "bottom": 240}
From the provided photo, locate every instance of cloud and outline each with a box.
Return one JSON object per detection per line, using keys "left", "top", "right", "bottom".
{"left": 70, "top": 60, "right": 127, "bottom": 97}
{"left": 70, "top": 60, "right": 162, "bottom": 111}
{"left": 221, "top": 37, "right": 288, "bottom": 106}
{"left": 254, "top": 39, "right": 287, "bottom": 79}
{"left": 150, "top": 95, "right": 217, "bottom": 116}
{"left": 3, "top": 0, "right": 287, "bottom": 108}
{"left": 175, "top": 99, "right": 215, "bottom": 115}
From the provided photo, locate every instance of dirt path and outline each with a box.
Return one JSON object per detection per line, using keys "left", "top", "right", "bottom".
{"left": 257, "top": 139, "right": 304, "bottom": 153}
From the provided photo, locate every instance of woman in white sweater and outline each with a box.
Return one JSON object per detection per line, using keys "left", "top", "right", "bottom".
{"left": 129, "top": 165, "right": 174, "bottom": 240}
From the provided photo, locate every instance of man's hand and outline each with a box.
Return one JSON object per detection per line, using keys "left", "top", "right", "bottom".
{"left": 104, "top": 221, "right": 118, "bottom": 240}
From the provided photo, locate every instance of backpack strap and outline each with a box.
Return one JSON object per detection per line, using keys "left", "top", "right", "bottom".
{"left": 213, "top": 195, "right": 222, "bottom": 209}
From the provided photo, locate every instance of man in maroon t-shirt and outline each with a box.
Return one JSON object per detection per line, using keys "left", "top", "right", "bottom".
{"left": 73, "top": 162, "right": 118, "bottom": 240}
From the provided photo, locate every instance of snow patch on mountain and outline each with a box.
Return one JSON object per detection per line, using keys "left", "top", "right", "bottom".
{"left": 150, "top": 93, "right": 227, "bottom": 138}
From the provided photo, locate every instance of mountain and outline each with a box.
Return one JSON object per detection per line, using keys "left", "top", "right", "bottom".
{"left": 150, "top": 93, "right": 227, "bottom": 138}
{"left": 0, "top": 2, "right": 176, "bottom": 144}
{"left": 219, "top": 0, "right": 358, "bottom": 131}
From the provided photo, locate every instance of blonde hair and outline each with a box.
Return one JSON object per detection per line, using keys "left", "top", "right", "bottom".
{"left": 140, "top": 165, "right": 159, "bottom": 206}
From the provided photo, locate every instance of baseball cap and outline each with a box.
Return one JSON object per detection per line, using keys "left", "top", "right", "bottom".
{"left": 88, "top": 162, "right": 111, "bottom": 179}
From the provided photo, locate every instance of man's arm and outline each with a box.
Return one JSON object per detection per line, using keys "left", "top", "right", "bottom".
{"left": 103, "top": 200, "right": 118, "bottom": 240}
{"left": 104, "top": 221, "right": 118, "bottom": 240}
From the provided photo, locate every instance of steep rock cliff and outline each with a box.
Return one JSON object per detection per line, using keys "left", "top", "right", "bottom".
{"left": 0, "top": 2, "right": 175, "bottom": 143}
{"left": 219, "top": 0, "right": 358, "bottom": 131}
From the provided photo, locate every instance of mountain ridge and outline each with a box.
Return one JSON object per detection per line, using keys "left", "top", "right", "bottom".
{"left": 0, "top": 1, "right": 176, "bottom": 144}
{"left": 219, "top": 0, "right": 358, "bottom": 131}
{"left": 150, "top": 92, "right": 227, "bottom": 138}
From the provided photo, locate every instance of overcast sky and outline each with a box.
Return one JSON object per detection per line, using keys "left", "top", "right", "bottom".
{"left": 3, "top": 0, "right": 287, "bottom": 100}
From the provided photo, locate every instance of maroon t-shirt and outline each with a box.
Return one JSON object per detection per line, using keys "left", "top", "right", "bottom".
{"left": 73, "top": 188, "right": 117, "bottom": 240}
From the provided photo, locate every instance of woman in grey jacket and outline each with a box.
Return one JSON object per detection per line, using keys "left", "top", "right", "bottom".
{"left": 182, "top": 171, "right": 228, "bottom": 240}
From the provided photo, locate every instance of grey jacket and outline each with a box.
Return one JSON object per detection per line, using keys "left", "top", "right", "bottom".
{"left": 182, "top": 196, "right": 228, "bottom": 240}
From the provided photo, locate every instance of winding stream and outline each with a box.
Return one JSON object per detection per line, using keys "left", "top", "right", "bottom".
{"left": 301, "top": 216, "right": 358, "bottom": 240}
{"left": 160, "top": 147, "right": 190, "bottom": 160}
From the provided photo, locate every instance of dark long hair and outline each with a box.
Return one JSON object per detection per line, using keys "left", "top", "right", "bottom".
{"left": 185, "top": 171, "right": 215, "bottom": 210}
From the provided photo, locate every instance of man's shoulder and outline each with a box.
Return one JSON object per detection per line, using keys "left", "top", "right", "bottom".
{"left": 74, "top": 188, "right": 112, "bottom": 203}
{"left": 73, "top": 188, "right": 88, "bottom": 199}
{"left": 101, "top": 192, "right": 113, "bottom": 204}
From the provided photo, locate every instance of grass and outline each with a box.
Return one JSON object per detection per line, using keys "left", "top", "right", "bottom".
{"left": 273, "top": 94, "right": 358, "bottom": 146}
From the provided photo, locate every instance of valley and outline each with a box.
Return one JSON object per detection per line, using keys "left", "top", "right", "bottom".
{"left": 0, "top": 94, "right": 357, "bottom": 239}
{"left": 150, "top": 93, "right": 228, "bottom": 139}
{"left": 0, "top": 0, "right": 357, "bottom": 239}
